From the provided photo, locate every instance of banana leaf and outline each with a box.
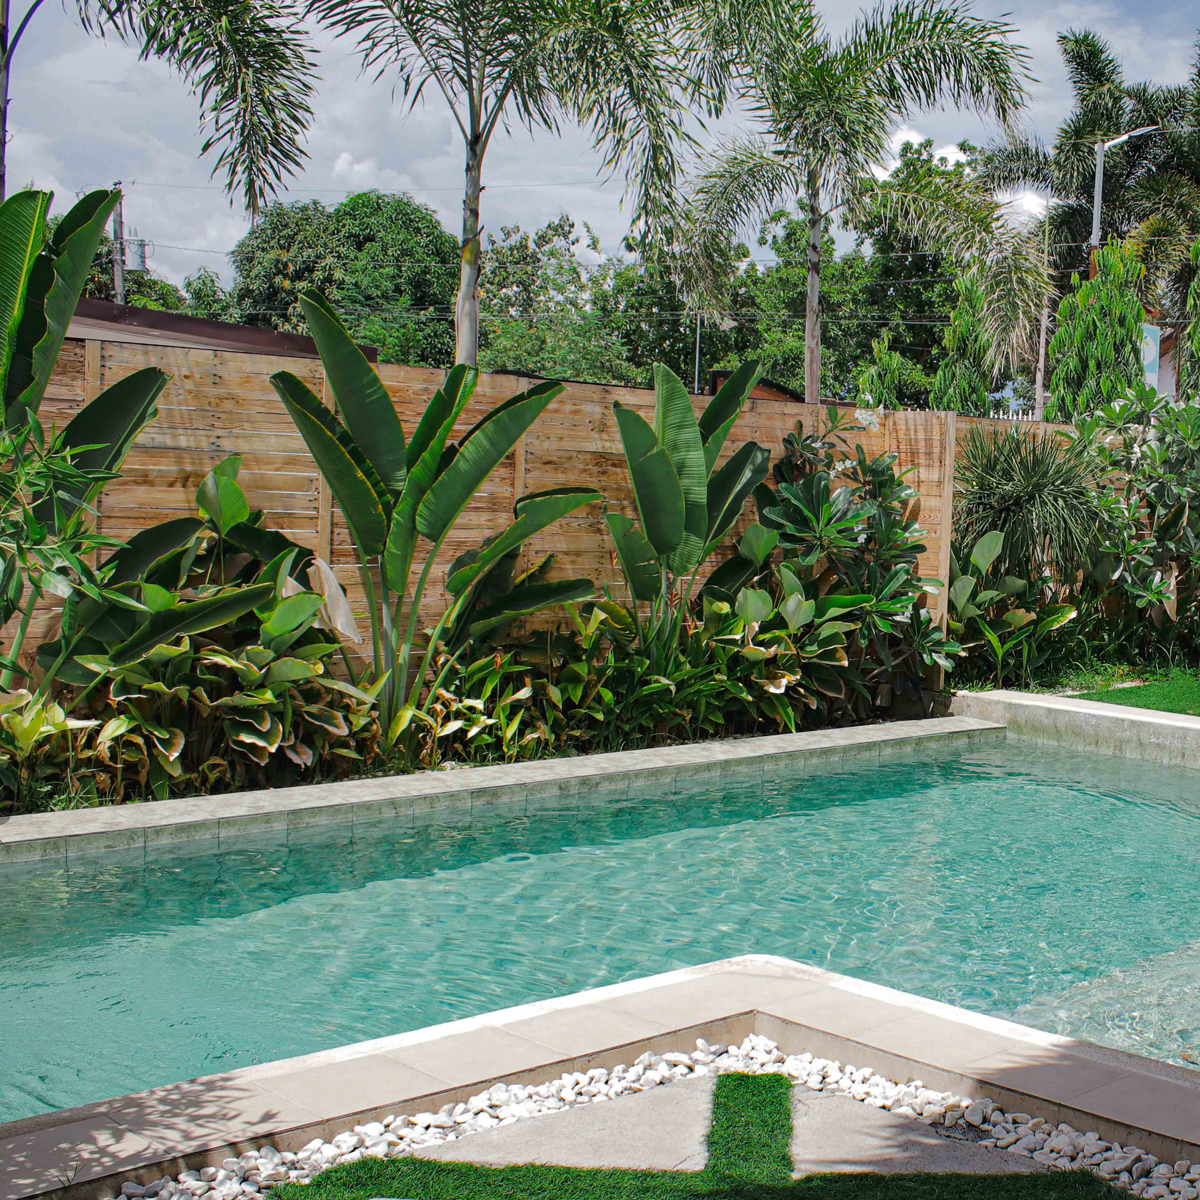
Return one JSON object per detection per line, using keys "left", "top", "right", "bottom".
{"left": 613, "top": 403, "right": 684, "bottom": 557}
{"left": 271, "top": 371, "right": 388, "bottom": 556}
{"left": 299, "top": 290, "right": 407, "bottom": 496}
{"left": 111, "top": 583, "right": 275, "bottom": 667}
{"left": 0, "top": 190, "right": 50, "bottom": 415}
{"left": 8, "top": 190, "right": 120, "bottom": 427}
{"left": 417, "top": 380, "right": 564, "bottom": 543}
{"left": 651, "top": 364, "right": 707, "bottom": 576}
{"left": 446, "top": 486, "right": 600, "bottom": 596}
{"left": 605, "top": 511, "right": 660, "bottom": 602}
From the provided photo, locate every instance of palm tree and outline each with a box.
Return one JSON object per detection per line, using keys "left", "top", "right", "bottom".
{"left": 688, "top": 0, "right": 1033, "bottom": 405}
{"left": 0, "top": 0, "right": 316, "bottom": 214}
{"left": 982, "top": 29, "right": 1200, "bottom": 318}
{"left": 306, "top": 0, "right": 777, "bottom": 367}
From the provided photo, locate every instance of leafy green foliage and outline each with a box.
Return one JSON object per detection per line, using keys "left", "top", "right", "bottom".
{"left": 928, "top": 275, "right": 996, "bottom": 414}
{"left": 226, "top": 192, "right": 459, "bottom": 365}
{"left": 272, "top": 291, "right": 599, "bottom": 739}
{"left": 1048, "top": 244, "right": 1146, "bottom": 420}
{"left": 0, "top": 189, "right": 167, "bottom": 688}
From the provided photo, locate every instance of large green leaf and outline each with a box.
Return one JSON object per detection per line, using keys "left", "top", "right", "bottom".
{"left": 299, "top": 290, "right": 407, "bottom": 496}
{"left": 698, "top": 360, "right": 763, "bottom": 471}
{"left": 41, "top": 367, "right": 167, "bottom": 528}
{"left": 652, "top": 364, "right": 707, "bottom": 575}
{"left": 102, "top": 519, "right": 205, "bottom": 586}
{"left": 605, "top": 511, "right": 660, "bottom": 602}
{"left": 111, "top": 584, "right": 275, "bottom": 667}
{"left": 613, "top": 403, "right": 684, "bottom": 558}
{"left": 407, "top": 364, "right": 476, "bottom": 469}
{"left": 970, "top": 530, "right": 1005, "bottom": 576}
{"left": 272, "top": 371, "right": 388, "bottom": 557}
{"left": 447, "top": 486, "right": 600, "bottom": 596}
{"left": 417, "top": 380, "right": 563, "bottom": 543}
{"left": 465, "top": 577, "right": 596, "bottom": 640}
{"left": 8, "top": 190, "right": 120, "bottom": 428}
{"left": 705, "top": 442, "right": 770, "bottom": 549}
{"left": 0, "top": 190, "right": 50, "bottom": 417}
{"left": 384, "top": 367, "right": 478, "bottom": 592}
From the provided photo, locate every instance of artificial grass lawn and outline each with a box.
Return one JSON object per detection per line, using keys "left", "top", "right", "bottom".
{"left": 1076, "top": 672, "right": 1200, "bottom": 715}
{"left": 270, "top": 1073, "right": 1123, "bottom": 1200}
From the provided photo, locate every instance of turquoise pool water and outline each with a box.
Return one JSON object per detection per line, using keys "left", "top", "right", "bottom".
{"left": 4, "top": 736, "right": 1200, "bottom": 1122}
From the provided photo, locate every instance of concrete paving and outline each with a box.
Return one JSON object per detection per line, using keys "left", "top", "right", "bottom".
{"left": 418, "top": 1075, "right": 714, "bottom": 1172}
{"left": 417, "top": 1076, "right": 1043, "bottom": 1176}
{"left": 790, "top": 1091, "right": 1042, "bottom": 1176}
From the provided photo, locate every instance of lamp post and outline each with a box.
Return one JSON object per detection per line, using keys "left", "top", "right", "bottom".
{"left": 1089, "top": 125, "right": 1159, "bottom": 276}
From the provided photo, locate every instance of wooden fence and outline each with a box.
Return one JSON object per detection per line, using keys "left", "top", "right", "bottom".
{"left": 26, "top": 337, "right": 1068, "bottom": 668}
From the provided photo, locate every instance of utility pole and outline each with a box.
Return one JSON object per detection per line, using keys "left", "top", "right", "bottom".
{"left": 111, "top": 181, "right": 125, "bottom": 306}
{"left": 0, "top": 0, "right": 9, "bottom": 203}
{"left": 1034, "top": 218, "right": 1051, "bottom": 420}
{"left": 693, "top": 311, "right": 702, "bottom": 393}
{"left": 1089, "top": 125, "right": 1159, "bottom": 279}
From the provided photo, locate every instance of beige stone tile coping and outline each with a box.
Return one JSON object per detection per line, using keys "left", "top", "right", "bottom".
{"left": 0, "top": 717, "right": 1002, "bottom": 865}
{"left": 7, "top": 954, "right": 1200, "bottom": 1200}
{"left": 950, "top": 689, "right": 1200, "bottom": 770}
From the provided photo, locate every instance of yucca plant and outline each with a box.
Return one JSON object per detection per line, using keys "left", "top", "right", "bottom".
{"left": 271, "top": 290, "right": 600, "bottom": 739}
{"left": 955, "top": 423, "right": 1102, "bottom": 581}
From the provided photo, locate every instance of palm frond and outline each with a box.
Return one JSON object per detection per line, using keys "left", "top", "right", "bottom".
{"left": 835, "top": 0, "right": 1030, "bottom": 129}
{"left": 79, "top": 0, "right": 316, "bottom": 216}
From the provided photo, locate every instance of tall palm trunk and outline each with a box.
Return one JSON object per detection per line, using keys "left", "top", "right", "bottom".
{"left": 804, "top": 193, "right": 823, "bottom": 405}
{"left": 455, "top": 137, "right": 483, "bottom": 366}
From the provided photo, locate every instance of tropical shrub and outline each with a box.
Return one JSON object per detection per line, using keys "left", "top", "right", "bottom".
{"left": 600, "top": 360, "right": 769, "bottom": 672}
{"left": 271, "top": 290, "right": 600, "bottom": 743}
{"left": 744, "top": 408, "right": 960, "bottom": 713}
{"left": 0, "top": 189, "right": 168, "bottom": 685}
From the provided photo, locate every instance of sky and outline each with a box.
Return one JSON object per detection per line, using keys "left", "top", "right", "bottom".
{"left": 8, "top": 0, "right": 1198, "bottom": 288}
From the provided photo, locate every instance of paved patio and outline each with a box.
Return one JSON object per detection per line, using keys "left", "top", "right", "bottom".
{"left": 420, "top": 1073, "right": 1042, "bottom": 1176}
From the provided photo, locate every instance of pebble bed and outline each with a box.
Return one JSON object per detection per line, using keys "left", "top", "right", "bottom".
{"left": 108, "top": 1034, "right": 1191, "bottom": 1199}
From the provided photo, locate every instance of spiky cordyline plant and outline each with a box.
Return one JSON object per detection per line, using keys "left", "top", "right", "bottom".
{"left": 955, "top": 423, "right": 1102, "bottom": 583}
{"left": 686, "top": 0, "right": 1038, "bottom": 405}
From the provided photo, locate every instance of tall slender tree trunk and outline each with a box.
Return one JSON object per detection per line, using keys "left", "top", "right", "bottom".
{"left": 455, "top": 138, "right": 483, "bottom": 366}
{"left": 0, "top": 0, "right": 9, "bottom": 204}
{"left": 804, "top": 195, "right": 823, "bottom": 405}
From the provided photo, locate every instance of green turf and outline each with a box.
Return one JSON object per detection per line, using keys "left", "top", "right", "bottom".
{"left": 269, "top": 1073, "right": 1123, "bottom": 1200}
{"left": 1075, "top": 672, "right": 1200, "bottom": 715}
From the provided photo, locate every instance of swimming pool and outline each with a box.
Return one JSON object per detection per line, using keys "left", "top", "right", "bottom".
{"left": 3, "top": 736, "right": 1199, "bottom": 1123}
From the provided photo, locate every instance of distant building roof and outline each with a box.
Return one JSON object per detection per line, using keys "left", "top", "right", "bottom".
{"left": 707, "top": 369, "right": 806, "bottom": 403}
{"left": 67, "top": 298, "right": 378, "bottom": 362}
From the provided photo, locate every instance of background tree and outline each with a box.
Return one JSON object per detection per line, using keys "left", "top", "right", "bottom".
{"left": 982, "top": 28, "right": 1200, "bottom": 318}
{"left": 689, "top": 0, "right": 1031, "bottom": 404}
{"left": 476, "top": 218, "right": 642, "bottom": 384}
{"left": 306, "top": 0, "right": 778, "bottom": 366}
{"left": 1, "top": 0, "right": 315, "bottom": 212}
{"left": 928, "top": 275, "right": 997, "bottom": 414}
{"left": 1048, "top": 242, "right": 1146, "bottom": 420}
{"left": 226, "top": 191, "right": 459, "bottom": 365}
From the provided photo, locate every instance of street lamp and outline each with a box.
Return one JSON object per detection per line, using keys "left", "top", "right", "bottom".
{"left": 1090, "top": 125, "right": 1159, "bottom": 272}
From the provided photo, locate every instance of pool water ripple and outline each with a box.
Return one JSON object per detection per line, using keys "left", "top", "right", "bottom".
{"left": 3, "top": 737, "right": 1200, "bottom": 1122}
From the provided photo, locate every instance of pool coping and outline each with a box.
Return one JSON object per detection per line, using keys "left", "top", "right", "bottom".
{"left": 0, "top": 716, "right": 1002, "bottom": 865}
{"left": 949, "top": 688, "right": 1200, "bottom": 769}
{"left": 8, "top": 954, "right": 1200, "bottom": 1200}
